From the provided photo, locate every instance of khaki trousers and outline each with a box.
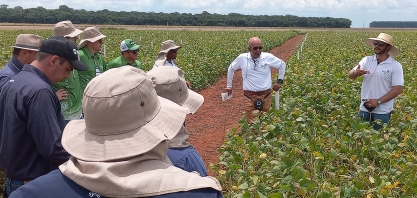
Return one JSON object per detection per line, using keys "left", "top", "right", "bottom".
{"left": 244, "top": 92, "right": 272, "bottom": 121}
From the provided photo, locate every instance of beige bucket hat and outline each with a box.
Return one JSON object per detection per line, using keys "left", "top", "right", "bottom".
{"left": 154, "top": 40, "right": 182, "bottom": 66}
{"left": 365, "top": 32, "right": 400, "bottom": 56}
{"left": 61, "top": 66, "right": 188, "bottom": 162}
{"left": 54, "top": 20, "right": 83, "bottom": 38}
{"left": 11, "top": 34, "right": 42, "bottom": 51}
{"left": 78, "top": 27, "right": 106, "bottom": 49}
{"left": 147, "top": 67, "right": 203, "bottom": 114}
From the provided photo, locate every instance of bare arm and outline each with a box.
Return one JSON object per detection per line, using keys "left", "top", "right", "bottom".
{"left": 380, "top": 86, "right": 403, "bottom": 103}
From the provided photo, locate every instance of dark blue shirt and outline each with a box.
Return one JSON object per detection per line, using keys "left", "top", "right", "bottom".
{"left": 10, "top": 170, "right": 223, "bottom": 198}
{"left": 0, "top": 56, "right": 23, "bottom": 88}
{"left": 0, "top": 64, "right": 70, "bottom": 180}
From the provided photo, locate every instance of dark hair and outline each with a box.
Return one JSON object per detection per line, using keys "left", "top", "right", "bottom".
{"left": 35, "top": 52, "right": 67, "bottom": 65}
{"left": 13, "top": 48, "right": 22, "bottom": 56}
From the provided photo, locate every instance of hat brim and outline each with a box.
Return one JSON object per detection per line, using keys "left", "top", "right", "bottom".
{"left": 69, "top": 59, "right": 89, "bottom": 71}
{"left": 129, "top": 44, "right": 140, "bottom": 51}
{"left": 61, "top": 96, "right": 187, "bottom": 162}
{"left": 179, "top": 89, "right": 204, "bottom": 114}
{"left": 65, "top": 28, "right": 83, "bottom": 38}
{"left": 365, "top": 38, "right": 400, "bottom": 56}
{"left": 78, "top": 34, "right": 106, "bottom": 49}
{"left": 11, "top": 44, "right": 39, "bottom": 51}
{"left": 158, "top": 46, "right": 181, "bottom": 54}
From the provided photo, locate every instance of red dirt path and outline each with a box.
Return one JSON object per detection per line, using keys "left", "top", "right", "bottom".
{"left": 186, "top": 35, "right": 305, "bottom": 175}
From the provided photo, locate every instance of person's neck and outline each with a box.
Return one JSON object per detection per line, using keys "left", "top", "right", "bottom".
{"left": 16, "top": 55, "right": 28, "bottom": 65}
{"left": 376, "top": 53, "right": 389, "bottom": 64}
{"left": 123, "top": 55, "right": 133, "bottom": 64}
{"left": 87, "top": 46, "right": 98, "bottom": 54}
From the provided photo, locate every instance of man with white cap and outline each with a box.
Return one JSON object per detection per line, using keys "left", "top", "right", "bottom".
{"left": 10, "top": 66, "right": 223, "bottom": 198}
{"left": 77, "top": 26, "right": 107, "bottom": 94}
{"left": 53, "top": 20, "right": 84, "bottom": 124}
{"left": 348, "top": 32, "right": 404, "bottom": 130}
{"left": 0, "top": 34, "right": 42, "bottom": 88}
{"left": 107, "top": 39, "right": 142, "bottom": 69}
{"left": 147, "top": 66, "right": 208, "bottom": 176}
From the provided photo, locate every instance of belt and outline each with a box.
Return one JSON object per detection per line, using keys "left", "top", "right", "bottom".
{"left": 243, "top": 89, "right": 271, "bottom": 96}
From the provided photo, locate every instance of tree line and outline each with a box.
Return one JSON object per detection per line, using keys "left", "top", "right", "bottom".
{"left": 370, "top": 21, "right": 417, "bottom": 28}
{"left": 0, "top": 5, "right": 352, "bottom": 28}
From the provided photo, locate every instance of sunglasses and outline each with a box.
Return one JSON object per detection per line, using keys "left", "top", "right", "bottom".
{"left": 373, "top": 41, "right": 387, "bottom": 47}
{"left": 251, "top": 46, "right": 263, "bottom": 50}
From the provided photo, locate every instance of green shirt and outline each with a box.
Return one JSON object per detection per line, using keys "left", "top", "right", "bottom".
{"left": 107, "top": 55, "right": 142, "bottom": 70}
{"left": 53, "top": 70, "right": 82, "bottom": 120}
{"left": 77, "top": 47, "right": 107, "bottom": 94}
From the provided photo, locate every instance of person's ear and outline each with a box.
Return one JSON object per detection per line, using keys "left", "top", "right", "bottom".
{"left": 49, "top": 55, "right": 59, "bottom": 66}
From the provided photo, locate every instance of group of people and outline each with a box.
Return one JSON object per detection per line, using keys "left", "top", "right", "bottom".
{"left": 0, "top": 18, "right": 404, "bottom": 197}
{"left": 0, "top": 20, "right": 221, "bottom": 197}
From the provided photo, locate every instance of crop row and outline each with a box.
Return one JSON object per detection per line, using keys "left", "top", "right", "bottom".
{"left": 215, "top": 31, "right": 417, "bottom": 197}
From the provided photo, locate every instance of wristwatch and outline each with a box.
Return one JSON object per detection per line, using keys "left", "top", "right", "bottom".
{"left": 277, "top": 79, "right": 284, "bottom": 84}
{"left": 377, "top": 99, "right": 382, "bottom": 105}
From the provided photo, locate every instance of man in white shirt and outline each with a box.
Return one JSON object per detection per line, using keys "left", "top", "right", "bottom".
{"left": 348, "top": 33, "right": 404, "bottom": 130}
{"left": 225, "top": 37, "right": 286, "bottom": 121}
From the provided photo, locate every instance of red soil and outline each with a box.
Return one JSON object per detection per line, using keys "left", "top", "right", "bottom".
{"left": 186, "top": 35, "right": 305, "bottom": 175}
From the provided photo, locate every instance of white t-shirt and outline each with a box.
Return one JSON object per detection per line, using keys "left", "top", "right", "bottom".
{"left": 152, "top": 60, "right": 178, "bottom": 69}
{"left": 353, "top": 55, "right": 404, "bottom": 114}
{"left": 226, "top": 52, "right": 286, "bottom": 91}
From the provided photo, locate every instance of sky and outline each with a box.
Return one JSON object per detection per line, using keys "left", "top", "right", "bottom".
{"left": 1, "top": 0, "right": 417, "bottom": 28}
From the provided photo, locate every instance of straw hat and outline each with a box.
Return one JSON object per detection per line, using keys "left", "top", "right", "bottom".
{"left": 54, "top": 20, "right": 83, "bottom": 38}
{"left": 61, "top": 66, "right": 188, "bottom": 161}
{"left": 78, "top": 27, "right": 106, "bottom": 49}
{"left": 147, "top": 67, "right": 203, "bottom": 114}
{"left": 10, "top": 34, "right": 42, "bottom": 51}
{"left": 365, "top": 33, "right": 400, "bottom": 56}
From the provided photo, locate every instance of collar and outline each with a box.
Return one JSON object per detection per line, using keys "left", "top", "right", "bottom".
{"left": 7, "top": 56, "right": 24, "bottom": 73}
{"left": 372, "top": 54, "right": 393, "bottom": 64}
{"left": 22, "top": 64, "right": 54, "bottom": 87}
{"left": 121, "top": 55, "right": 134, "bottom": 65}
{"left": 248, "top": 52, "right": 261, "bottom": 61}
{"left": 81, "top": 47, "right": 95, "bottom": 58}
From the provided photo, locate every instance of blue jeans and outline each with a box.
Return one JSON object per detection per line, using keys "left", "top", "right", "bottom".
{"left": 358, "top": 110, "right": 391, "bottom": 130}
{"left": 2, "top": 178, "right": 25, "bottom": 197}
{"left": 167, "top": 146, "right": 208, "bottom": 177}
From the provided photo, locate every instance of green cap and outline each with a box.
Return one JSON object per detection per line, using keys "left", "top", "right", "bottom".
{"left": 120, "top": 39, "right": 140, "bottom": 51}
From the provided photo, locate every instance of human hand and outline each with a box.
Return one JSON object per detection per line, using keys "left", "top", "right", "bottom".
{"left": 56, "top": 89, "right": 68, "bottom": 101}
{"left": 272, "top": 83, "right": 282, "bottom": 91}
{"left": 354, "top": 65, "right": 370, "bottom": 77}
{"left": 225, "top": 87, "right": 233, "bottom": 96}
{"left": 365, "top": 99, "right": 378, "bottom": 108}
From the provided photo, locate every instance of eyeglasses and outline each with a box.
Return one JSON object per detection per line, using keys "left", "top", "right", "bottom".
{"left": 373, "top": 41, "right": 386, "bottom": 47}
{"left": 169, "top": 50, "right": 178, "bottom": 53}
{"left": 97, "top": 39, "right": 104, "bottom": 44}
{"left": 251, "top": 46, "right": 263, "bottom": 50}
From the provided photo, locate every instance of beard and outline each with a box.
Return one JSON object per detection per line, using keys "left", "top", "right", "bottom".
{"left": 374, "top": 46, "right": 389, "bottom": 55}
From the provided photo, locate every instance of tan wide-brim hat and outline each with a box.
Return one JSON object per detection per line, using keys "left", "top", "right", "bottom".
{"left": 158, "top": 40, "right": 181, "bottom": 54}
{"left": 11, "top": 34, "right": 42, "bottom": 51}
{"left": 62, "top": 66, "right": 188, "bottom": 162}
{"left": 365, "top": 32, "right": 400, "bottom": 56}
{"left": 147, "top": 67, "right": 204, "bottom": 114}
{"left": 78, "top": 27, "right": 106, "bottom": 49}
{"left": 54, "top": 20, "right": 83, "bottom": 38}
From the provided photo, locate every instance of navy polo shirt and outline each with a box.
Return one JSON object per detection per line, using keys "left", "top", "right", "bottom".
{"left": 0, "top": 56, "right": 23, "bottom": 88}
{"left": 10, "top": 170, "right": 224, "bottom": 198}
{"left": 0, "top": 64, "right": 70, "bottom": 180}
